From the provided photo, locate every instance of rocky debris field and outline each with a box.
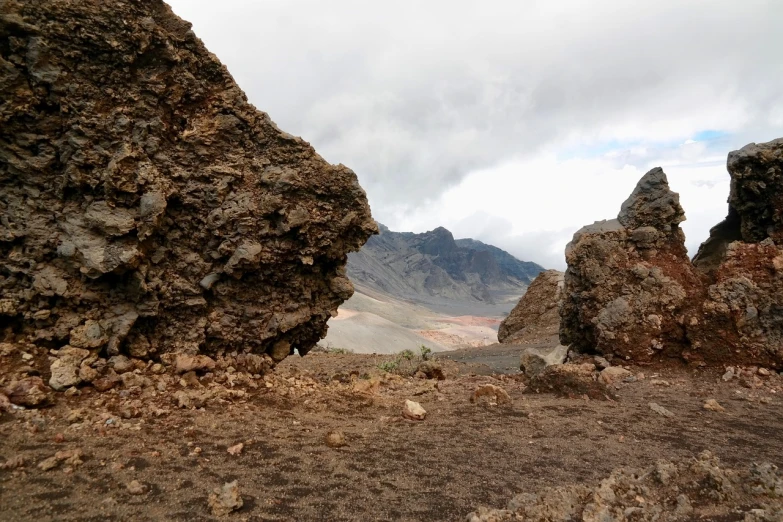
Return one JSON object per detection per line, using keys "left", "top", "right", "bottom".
{"left": 2, "top": 344, "right": 783, "bottom": 521}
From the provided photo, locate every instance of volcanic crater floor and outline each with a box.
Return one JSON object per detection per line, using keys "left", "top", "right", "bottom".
{"left": 1, "top": 348, "right": 782, "bottom": 521}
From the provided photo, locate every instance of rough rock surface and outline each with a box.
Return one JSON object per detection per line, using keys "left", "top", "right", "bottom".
{"left": 689, "top": 138, "right": 783, "bottom": 367}
{"left": 467, "top": 451, "right": 783, "bottom": 522}
{"left": 560, "top": 142, "right": 783, "bottom": 369}
{"left": 498, "top": 270, "right": 564, "bottom": 344}
{"left": 0, "top": 1, "right": 376, "bottom": 366}
{"left": 560, "top": 168, "right": 703, "bottom": 363}
{"left": 518, "top": 344, "right": 567, "bottom": 377}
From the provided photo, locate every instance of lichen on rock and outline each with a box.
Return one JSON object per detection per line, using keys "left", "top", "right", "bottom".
{"left": 0, "top": 0, "right": 376, "bottom": 370}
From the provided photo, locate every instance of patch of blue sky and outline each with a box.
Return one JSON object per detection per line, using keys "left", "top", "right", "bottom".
{"left": 692, "top": 129, "right": 729, "bottom": 141}
{"left": 557, "top": 129, "right": 732, "bottom": 161}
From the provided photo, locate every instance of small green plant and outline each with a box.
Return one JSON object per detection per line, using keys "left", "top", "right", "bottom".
{"left": 376, "top": 346, "right": 435, "bottom": 375}
{"left": 399, "top": 349, "right": 415, "bottom": 360}
{"left": 377, "top": 360, "right": 399, "bottom": 372}
{"left": 327, "top": 347, "right": 351, "bottom": 354}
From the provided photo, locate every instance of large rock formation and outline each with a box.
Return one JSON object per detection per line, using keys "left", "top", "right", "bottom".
{"left": 560, "top": 168, "right": 703, "bottom": 362}
{"left": 688, "top": 139, "right": 783, "bottom": 366}
{"left": 0, "top": 1, "right": 376, "bottom": 365}
{"left": 561, "top": 139, "right": 783, "bottom": 369}
{"left": 497, "top": 269, "right": 564, "bottom": 344}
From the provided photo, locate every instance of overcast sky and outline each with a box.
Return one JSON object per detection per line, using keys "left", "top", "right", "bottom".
{"left": 168, "top": 0, "right": 783, "bottom": 269}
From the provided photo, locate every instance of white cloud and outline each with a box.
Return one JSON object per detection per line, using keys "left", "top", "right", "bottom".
{"left": 166, "top": 0, "right": 783, "bottom": 268}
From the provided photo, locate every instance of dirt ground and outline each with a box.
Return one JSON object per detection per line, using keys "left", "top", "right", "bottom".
{"left": 1, "top": 346, "right": 782, "bottom": 521}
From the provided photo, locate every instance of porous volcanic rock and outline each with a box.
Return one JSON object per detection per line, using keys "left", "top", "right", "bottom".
{"left": 689, "top": 139, "right": 783, "bottom": 367}
{"left": 0, "top": 1, "right": 376, "bottom": 365}
{"left": 498, "top": 270, "right": 564, "bottom": 344}
{"left": 561, "top": 139, "right": 783, "bottom": 369}
{"left": 559, "top": 168, "right": 703, "bottom": 363}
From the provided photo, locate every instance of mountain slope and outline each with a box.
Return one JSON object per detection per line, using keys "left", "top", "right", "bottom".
{"left": 346, "top": 224, "right": 544, "bottom": 315}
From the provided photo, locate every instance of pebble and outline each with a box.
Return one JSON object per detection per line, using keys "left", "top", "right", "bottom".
{"left": 325, "top": 431, "right": 347, "bottom": 448}
{"left": 703, "top": 399, "right": 725, "bottom": 412}
{"left": 127, "top": 480, "right": 148, "bottom": 495}
{"left": 227, "top": 443, "right": 244, "bottom": 456}
{"left": 649, "top": 402, "right": 675, "bottom": 418}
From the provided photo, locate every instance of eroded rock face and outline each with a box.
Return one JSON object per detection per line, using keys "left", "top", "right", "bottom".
{"left": 0, "top": 1, "right": 376, "bottom": 365}
{"left": 559, "top": 168, "right": 703, "bottom": 363}
{"left": 498, "top": 270, "right": 564, "bottom": 344}
{"left": 689, "top": 139, "right": 783, "bottom": 367}
{"left": 561, "top": 139, "right": 783, "bottom": 369}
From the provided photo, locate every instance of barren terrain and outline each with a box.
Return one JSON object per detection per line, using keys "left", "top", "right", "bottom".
{"left": 2, "top": 346, "right": 782, "bottom": 521}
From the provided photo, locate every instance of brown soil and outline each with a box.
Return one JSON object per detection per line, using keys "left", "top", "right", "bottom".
{"left": 1, "top": 349, "right": 782, "bottom": 521}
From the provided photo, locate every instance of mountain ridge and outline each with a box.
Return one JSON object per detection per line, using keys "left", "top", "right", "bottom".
{"left": 345, "top": 223, "right": 545, "bottom": 316}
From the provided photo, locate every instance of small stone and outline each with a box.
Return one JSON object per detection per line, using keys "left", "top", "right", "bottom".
{"left": 127, "top": 480, "right": 147, "bottom": 495}
{"left": 38, "top": 456, "right": 60, "bottom": 471}
{"left": 758, "top": 367, "right": 771, "bottom": 376}
{"left": 599, "top": 366, "right": 632, "bottom": 386}
{"left": 208, "top": 481, "right": 243, "bottom": 517}
{"left": 49, "top": 346, "right": 90, "bottom": 391}
{"left": 471, "top": 384, "right": 512, "bottom": 407}
{"left": 703, "top": 399, "right": 725, "bottom": 412}
{"left": 402, "top": 399, "right": 426, "bottom": 421}
{"left": 54, "top": 433, "right": 65, "bottom": 443}
{"left": 174, "top": 354, "right": 216, "bottom": 374}
{"left": 3, "top": 377, "right": 51, "bottom": 407}
{"left": 722, "top": 368, "right": 735, "bottom": 382}
{"left": 108, "top": 355, "right": 134, "bottom": 374}
{"left": 649, "top": 402, "right": 675, "bottom": 418}
{"left": 0, "top": 343, "right": 16, "bottom": 357}
{"left": 0, "top": 393, "right": 11, "bottom": 413}
{"left": 325, "top": 431, "right": 346, "bottom": 448}
{"left": 227, "top": 443, "right": 244, "bottom": 456}
{"left": 0, "top": 456, "right": 25, "bottom": 470}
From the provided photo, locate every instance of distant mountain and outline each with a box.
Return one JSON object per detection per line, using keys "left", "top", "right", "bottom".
{"left": 346, "top": 223, "right": 545, "bottom": 315}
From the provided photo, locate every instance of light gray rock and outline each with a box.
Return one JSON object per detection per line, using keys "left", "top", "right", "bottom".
{"left": 49, "top": 346, "right": 90, "bottom": 391}
{"left": 519, "top": 344, "right": 568, "bottom": 377}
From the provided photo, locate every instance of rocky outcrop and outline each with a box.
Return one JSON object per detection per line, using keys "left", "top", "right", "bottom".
{"left": 560, "top": 168, "right": 703, "bottom": 363}
{"left": 498, "top": 270, "right": 564, "bottom": 344}
{"left": 688, "top": 139, "right": 783, "bottom": 366}
{"left": 561, "top": 139, "right": 783, "bottom": 368}
{"left": 0, "top": 1, "right": 376, "bottom": 368}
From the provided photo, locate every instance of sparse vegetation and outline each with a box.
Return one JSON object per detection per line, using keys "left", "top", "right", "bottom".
{"left": 326, "top": 347, "right": 352, "bottom": 354}
{"left": 376, "top": 346, "right": 434, "bottom": 376}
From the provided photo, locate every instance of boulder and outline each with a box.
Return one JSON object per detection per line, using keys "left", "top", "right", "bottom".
{"left": 499, "top": 270, "right": 564, "bottom": 344}
{"left": 519, "top": 344, "right": 568, "bottom": 377}
{"left": 0, "top": 1, "right": 376, "bottom": 368}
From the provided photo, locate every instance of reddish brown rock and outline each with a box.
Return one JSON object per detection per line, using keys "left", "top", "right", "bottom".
{"left": 3, "top": 377, "right": 51, "bottom": 407}
{"left": 688, "top": 139, "right": 783, "bottom": 368}
{"left": 498, "top": 270, "right": 564, "bottom": 344}
{"left": 560, "top": 168, "right": 703, "bottom": 363}
{"left": 0, "top": 1, "right": 376, "bottom": 366}
{"left": 561, "top": 139, "right": 783, "bottom": 369}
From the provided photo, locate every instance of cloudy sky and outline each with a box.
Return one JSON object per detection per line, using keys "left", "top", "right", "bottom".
{"left": 168, "top": 0, "right": 783, "bottom": 269}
